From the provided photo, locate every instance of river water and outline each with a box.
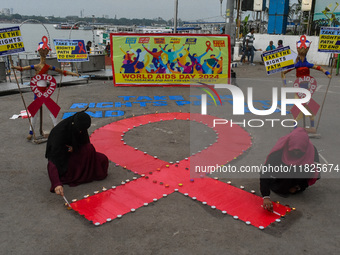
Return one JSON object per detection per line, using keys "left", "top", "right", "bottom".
{"left": 0, "top": 23, "right": 101, "bottom": 54}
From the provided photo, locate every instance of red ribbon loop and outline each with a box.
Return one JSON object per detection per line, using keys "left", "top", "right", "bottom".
{"left": 299, "top": 35, "right": 307, "bottom": 49}
{"left": 293, "top": 75, "right": 317, "bottom": 99}
{"left": 27, "top": 74, "right": 60, "bottom": 118}
{"left": 78, "top": 42, "right": 86, "bottom": 53}
{"left": 291, "top": 75, "right": 320, "bottom": 118}
{"left": 206, "top": 41, "right": 213, "bottom": 52}
{"left": 41, "top": 36, "right": 50, "bottom": 50}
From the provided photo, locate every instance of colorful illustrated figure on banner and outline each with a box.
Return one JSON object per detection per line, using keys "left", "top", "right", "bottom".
{"left": 0, "top": 26, "right": 25, "bottom": 56}
{"left": 110, "top": 33, "right": 231, "bottom": 86}
{"left": 53, "top": 39, "right": 89, "bottom": 62}
{"left": 281, "top": 35, "right": 331, "bottom": 132}
{"left": 11, "top": 36, "right": 79, "bottom": 140}
{"left": 318, "top": 27, "right": 340, "bottom": 53}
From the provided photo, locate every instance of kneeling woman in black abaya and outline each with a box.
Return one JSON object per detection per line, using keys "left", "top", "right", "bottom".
{"left": 45, "top": 111, "right": 108, "bottom": 196}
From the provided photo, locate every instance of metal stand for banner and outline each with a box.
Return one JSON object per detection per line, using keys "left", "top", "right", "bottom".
{"left": 55, "top": 23, "right": 91, "bottom": 103}
{"left": 69, "top": 21, "right": 95, "bottom": 77}
{"left": 68, "top": 21, "right": 95, "bottom": 45}
{"left": 19, "top": 19, "right": 51, "bottom": 43}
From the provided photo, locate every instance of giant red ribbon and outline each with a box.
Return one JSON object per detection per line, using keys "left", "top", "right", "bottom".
{"left": 27, "top": 74, "right": 60, "bottom": 118}
{"left": 71, "top": 113, "right": 291, "bottom": 227}
{"left": 78, "top": 42, "right": 86, "bottom": 54}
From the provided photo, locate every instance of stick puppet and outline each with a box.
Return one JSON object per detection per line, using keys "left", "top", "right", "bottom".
{"left": 281, "top": 35, "right": 331, "bottom": 132}
{"left": 12, "top": 36, "right": 79, "bottom": 140}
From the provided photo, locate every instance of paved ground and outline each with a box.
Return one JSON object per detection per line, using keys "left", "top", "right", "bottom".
{"left": 1, "top": 63, "right": 339, "bottom": 254}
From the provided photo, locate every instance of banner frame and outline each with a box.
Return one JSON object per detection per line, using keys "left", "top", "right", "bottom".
{"left": 110, "top": 33, "right": 231, "bottom": 87}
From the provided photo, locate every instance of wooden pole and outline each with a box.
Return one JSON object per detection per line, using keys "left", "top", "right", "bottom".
{"left": 316, "top": 63, "right": 334, "bottom": 131}
{"left": 303, "top": 115, "right": 306, "bottom": 128}
{"left": 56, "top": 63, "right": 65, "bottom": 104}
{"left": 39, "top": 107, "right": 43, "bottom": 136}
{"left": 236, "top": 0, "right": 241, "bottom": 40}
{"left": 9, "top": 55, "right": 36, "bottom": 140}
{"left": 74, "top": 63, "right": 80, "bottom": 78}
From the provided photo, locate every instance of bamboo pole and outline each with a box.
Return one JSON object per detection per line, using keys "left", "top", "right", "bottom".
{"left": 56, "top": 63, "right": 65, "bottom": 104}
{"left": 9, "top": 55, "right": 36, "bottom": 140}
{"left": 316, "top": 63, "right": 334, "bottom": 131}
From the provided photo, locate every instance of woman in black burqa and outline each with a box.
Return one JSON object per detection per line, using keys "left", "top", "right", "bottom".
{"left": 45, "top": 111, "right": 108, "bottom": 196}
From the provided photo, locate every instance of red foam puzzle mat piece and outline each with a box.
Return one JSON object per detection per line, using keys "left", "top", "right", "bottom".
{"left": 71, "top": 112, "right": 291, "bottom": 227}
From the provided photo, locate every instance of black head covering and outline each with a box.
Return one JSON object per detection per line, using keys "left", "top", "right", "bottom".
{"left": 73, "top": 112, "right": 91, "bottom": 131}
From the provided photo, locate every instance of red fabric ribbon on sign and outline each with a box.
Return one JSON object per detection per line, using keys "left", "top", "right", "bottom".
{"left": 71, "top": 113, "right": 291, "bottom": 227}
{"left": 27, "top": 74, "right": 60, "bottom": 118}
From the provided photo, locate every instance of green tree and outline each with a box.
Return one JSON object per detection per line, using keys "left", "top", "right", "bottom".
{"left": 12, "top": 14, "right": 22, "bottom": 20}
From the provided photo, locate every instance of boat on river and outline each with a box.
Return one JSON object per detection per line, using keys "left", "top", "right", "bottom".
{"left": 53, "top": 23, "right": 79, "bottom": 30}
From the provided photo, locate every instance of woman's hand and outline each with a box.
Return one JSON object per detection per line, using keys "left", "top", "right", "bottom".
{"left": 263, "top": 197, "right": 273, "bottom": 212}
{"left": 54, "top": 185, "right": 64, "bottom": 196}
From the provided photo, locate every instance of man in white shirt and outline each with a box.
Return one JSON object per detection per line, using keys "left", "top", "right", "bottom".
{"left": 240, "top": 28, "right": 256, "bottom": 65}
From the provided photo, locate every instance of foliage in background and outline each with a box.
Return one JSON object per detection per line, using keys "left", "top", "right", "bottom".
{"left": 240, "top": 14, "right": 250, "bottom": 38}
{"left": 0, "top": 14, "right": 178, "bottom": 27}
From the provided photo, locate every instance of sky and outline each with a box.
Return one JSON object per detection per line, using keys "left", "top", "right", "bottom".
{"left": 5, "top": 0, "right": 228, "bottom": 22}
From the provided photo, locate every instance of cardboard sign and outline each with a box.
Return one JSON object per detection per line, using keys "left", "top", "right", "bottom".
{"left": 110, "top": 33, "right": 231, "bottom": 86}
{"left": 318, "top": 27, "right": 340, "bottom": 53}
{"left": 0, "top": 26, "right": 25, "bottom": 56}
{"left": 53, "top": 39, "right": 89, "bottom": 62}
{"left": 262, "top": 46, "right": 296, "bottom": 75}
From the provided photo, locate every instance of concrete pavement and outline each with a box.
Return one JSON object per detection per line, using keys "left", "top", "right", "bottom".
{"left": 1, "top": 63, "right": 339, "bottom": 254}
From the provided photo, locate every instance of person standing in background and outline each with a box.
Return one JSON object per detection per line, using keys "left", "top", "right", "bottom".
{"left": 240, "top": 28, "right": 256, "bottom": 65}
{"left": 105, "top": 42, "right": 111, "bottom": 57}
{"left": 266, "top": 41, "right": 276, "bottom": 51}
{"left": 86, "top": 41, "right": 92, "bottom": 54}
